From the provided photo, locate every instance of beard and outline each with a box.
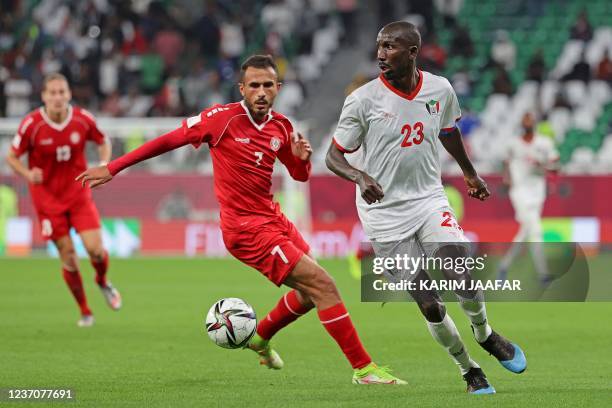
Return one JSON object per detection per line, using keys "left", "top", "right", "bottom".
{"left": 383, "top": 64, "right": 410, "bottom": 81}
{"left": 245, "top": 98, "right": 271, "bottom": 119}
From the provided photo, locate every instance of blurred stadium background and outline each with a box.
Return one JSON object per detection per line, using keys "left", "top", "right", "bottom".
{"left": 0, "top": 0, "right": 611, "bottom": 258}
{"left": 2, "top": 2, "right": 612, "bottom": 406}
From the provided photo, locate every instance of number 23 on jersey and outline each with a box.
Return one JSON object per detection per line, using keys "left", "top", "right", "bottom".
{"left": 401, "top": 122, "right": 425, "bottom": 148}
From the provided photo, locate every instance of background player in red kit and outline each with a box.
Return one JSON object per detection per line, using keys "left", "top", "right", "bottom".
{"left": 6, "top": 73, "right": 121, "bottom": 327}
{"left": 77, "top": 55, "right": 405, "bottom": 384}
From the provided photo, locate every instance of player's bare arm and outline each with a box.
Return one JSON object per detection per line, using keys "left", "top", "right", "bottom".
{"left": 438, "top": 127, "right": 490, "bottom": 201}
{"left": 6, "top": 150, "right": 43, "bottom": 184}
{"left": 97, "top": 139, "right": 112, "bottom": 166}
{"left": 325, "top": 144, "right": 384, "bottom": 204}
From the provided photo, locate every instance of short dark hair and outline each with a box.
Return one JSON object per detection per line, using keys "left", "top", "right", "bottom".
{"left": 42, "top": 72, "right": 69, "bottom": 91}
{"left": 239, "top": 54, "right": 278, "bottom": 82}
{"left": 380, "top": 21, "right": 421, "bottom": 48}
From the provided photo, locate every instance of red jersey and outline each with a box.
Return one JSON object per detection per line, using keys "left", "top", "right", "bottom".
{"left": 183, "top": 101, "right": 310, "bottom": 230}
{"left": 11, "top": 105, "right": 107, "bottom": 214}
{"left": 108, "top": 101, "right": 311, "bottom": 231}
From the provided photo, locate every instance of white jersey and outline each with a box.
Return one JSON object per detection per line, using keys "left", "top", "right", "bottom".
{"left": 333, "top": 71, "right": 461, "bottom": 242}
{"left": 505, "top": 135, "right": 558, "bottom": 205}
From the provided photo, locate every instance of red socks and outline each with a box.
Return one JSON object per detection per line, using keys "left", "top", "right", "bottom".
{"left": 257, "top": 290, "right": 313, "bottom": 340}
{"left": 257, "top": 293, "right": 371, "bottom": 370}
{"left": 318, "top": 303, "right": 372, "bottom": 369}
{"left": 62, "top": 268, "right": 91, "bottom": 316}
{"left": 91, "top": 251, "right": 109, "bottom": 287}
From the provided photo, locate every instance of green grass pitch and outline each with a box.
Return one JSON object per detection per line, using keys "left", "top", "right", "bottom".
{"left": 1, "top": 257, "right": 611, "bottom": 407}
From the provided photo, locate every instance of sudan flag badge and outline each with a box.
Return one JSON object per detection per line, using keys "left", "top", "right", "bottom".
{"left": 426, "top": 99, "right": 440, "bottom": 116}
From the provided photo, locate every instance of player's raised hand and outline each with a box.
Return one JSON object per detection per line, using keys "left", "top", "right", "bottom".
{"left": 28, "top": 167, "right": 43, "bottom": 184}
{"left": 357, "top": 171, "right": 384, "bottom": 204}
{"left": 76, "top": 165, "right": 113, "bottom": 189}
{"left": 291, "top": 132, "right": 312, "bottom": 161}
{"left": 464, "top": 174, "right": 490, "bottom": 201}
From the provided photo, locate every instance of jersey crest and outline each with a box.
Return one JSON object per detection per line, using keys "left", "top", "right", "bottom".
{"left": 425, "top": 99, "right": 440, "bottom": 116}
{"left": 270, "top": 137, "right": 281, "bottom": 152}
{"left": 70, "top": 131, "right": 81, "bottom": 144}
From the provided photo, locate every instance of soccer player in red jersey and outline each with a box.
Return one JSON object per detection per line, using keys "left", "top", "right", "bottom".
{"left": 6, "top": 73, "right": 122, "bottom": 327}
{"left": 77, "top": 55, "right": 405, "bottom": 384}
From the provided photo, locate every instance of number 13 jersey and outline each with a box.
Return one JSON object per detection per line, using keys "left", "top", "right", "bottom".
{"left": 11, "top": 106, "right": 107, "bottom": 214}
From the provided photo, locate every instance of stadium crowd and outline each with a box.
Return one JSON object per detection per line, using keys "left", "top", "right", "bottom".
{"left": 0, "top": 0, "right": 357, "bottom": 118}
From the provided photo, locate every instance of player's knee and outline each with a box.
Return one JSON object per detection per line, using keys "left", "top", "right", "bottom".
{"left": 87, "top": 247, "right": 105, "bottom": 262}
{"left": 61, "top": 251, "right": 79, "bottom": 270}
{"left": 420, "top": 299, "right": 446, "bottom": 322}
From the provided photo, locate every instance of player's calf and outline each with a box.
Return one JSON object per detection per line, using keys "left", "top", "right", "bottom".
{"left": 247, "top": 289, "right": 312, "bottom": 369}
{"left": 256, "top": 290, "right": 313, "bottom": 340}
{"left": 90, "top": 250, "right": 109, "bottom": 287}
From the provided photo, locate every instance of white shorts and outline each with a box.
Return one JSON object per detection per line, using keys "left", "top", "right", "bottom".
{"left": 371, "top": 206, "right": 470, "bottom": 282}
{"left": 510, "top": 189, "right": 544, "bottom": 224}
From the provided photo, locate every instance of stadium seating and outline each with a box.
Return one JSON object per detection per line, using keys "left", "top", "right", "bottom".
{"left": 436, "top": 0, "right": 612, "bottom": 174}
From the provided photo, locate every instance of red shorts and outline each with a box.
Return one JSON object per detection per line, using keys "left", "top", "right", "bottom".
{"left": 222, "top": 214, "right": 310, "bottom": 286}
{"left": 36, "top": 197, "right": 101, "bottom": 241}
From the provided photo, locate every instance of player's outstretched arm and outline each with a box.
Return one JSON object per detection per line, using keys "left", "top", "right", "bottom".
{"left": 438, "top": 127, "right": 490, "bottom": 201}
{"left": 325, "top": 143, "right": 384, "bottom": 204}
{"left": 76, "top": 127, "right": 191, "bottom": 188}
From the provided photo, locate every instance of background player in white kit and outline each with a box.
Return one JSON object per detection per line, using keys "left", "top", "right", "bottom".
{"left": 326, "top": 21, "right": 527, "bottom": 394}
{"left": 498, "top": 112, "right": 560, "bottom": 285}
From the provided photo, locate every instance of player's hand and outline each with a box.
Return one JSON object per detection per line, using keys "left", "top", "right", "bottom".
{"left": 357, "top": 171, "right": 384, "bottom": 204}
{"left": 27, "top": 167, "right": 43, "bottom": 184}
{"left": 464, "top": 174, "right": 490, "bottom": 201}
{"left": 76, "top": 165, "right": 113, "bottom": 189}
{"left": 291, "top": 132, "right": 312, "bottom": 161}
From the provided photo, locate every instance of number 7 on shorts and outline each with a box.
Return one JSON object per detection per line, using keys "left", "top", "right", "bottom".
{"left": 271, "top": 245, "right": 289, "bottom": 264}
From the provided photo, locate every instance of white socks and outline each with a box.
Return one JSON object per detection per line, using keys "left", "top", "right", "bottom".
{"left": 427, "top": 314, "right": 478, "bottom": 375}
{"left": 459, "top": 297, "right": 492, "bottom": 343}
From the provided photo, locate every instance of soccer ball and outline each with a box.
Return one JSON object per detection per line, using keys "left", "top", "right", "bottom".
{"left": 205, "top": 298, "right": 257, "bottom": 349}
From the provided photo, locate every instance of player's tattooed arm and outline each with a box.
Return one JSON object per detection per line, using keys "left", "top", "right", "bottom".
{"left": 325, "top": 143, "right": 384, "bottom": 204}
{"left": 6, "top": 150, "right": 43, "bottom": 184}
{"left": 438, "top": 127, "right": 490, "bottom": 201}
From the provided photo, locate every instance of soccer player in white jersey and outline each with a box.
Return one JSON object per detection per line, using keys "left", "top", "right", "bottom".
{"left": 326, "top": 21, "right": 527, "bottom": 394}
{"left": 498, "top": 112, "right": 559, "bottom": 284}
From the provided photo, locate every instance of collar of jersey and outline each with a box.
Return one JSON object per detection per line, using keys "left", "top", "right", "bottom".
{"left": 240, "top": 100, "right": 273, "bottom": 131}
{"left": 379, "top": 69, "right": 423, "bottom": 101}
{"left": 39, "top": 105, "right": 73, "bottom": 131}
